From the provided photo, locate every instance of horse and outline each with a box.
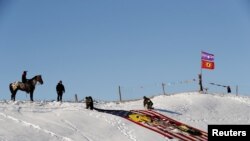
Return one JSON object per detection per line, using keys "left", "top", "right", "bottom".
{"left": 9, "top": 75, "right": 44, "bottom": 101}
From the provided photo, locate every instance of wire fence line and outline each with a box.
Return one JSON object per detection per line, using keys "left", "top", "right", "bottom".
{"left": 116, "top": 79, "right": 250, "bottom": 102}
{"left": 117, "top": 78, "right": 199, "bottom": 101}
{"left": 203, "top": 82, "right": 250, "bottom": 96}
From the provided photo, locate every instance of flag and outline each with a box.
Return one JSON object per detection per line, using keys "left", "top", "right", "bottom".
{"left": 201, "top": 51, "right": 215, "bottom": 70}
{"left": 202, "top": 60, "right": 215, "bottom": 69}
{"left": 201, "top": 51, "right": 214, "bottom": 61}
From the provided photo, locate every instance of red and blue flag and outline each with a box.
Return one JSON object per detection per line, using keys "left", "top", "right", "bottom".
{"left": 201, "top": 51, "right": 215, "bottom": 70}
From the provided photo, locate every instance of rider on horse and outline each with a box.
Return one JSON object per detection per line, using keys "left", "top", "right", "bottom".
{"left": 22, "top": 71, "right": 30, "bottom": 93}
{"left": 10, "top": 74, "right": 43, "bottom": 101}
{"left": 22, "top": 71, "right": 28, "bottom": 83}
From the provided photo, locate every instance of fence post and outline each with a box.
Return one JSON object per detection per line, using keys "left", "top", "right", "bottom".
{"left": 162, "top": 83, "right": 166, "bottom": 95}
{"left": 118, "top": 86, "right": 122, "bottom": 102}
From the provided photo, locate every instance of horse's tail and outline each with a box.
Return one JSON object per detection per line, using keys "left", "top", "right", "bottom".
{"left": 9, "top": 83, "right": 14, "bottom": 94}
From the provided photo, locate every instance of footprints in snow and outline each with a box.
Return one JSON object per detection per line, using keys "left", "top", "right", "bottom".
{"left": 89, "top": 112, "right": 137, "bottom": 141}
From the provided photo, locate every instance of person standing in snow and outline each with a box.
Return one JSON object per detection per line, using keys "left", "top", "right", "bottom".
{"left": 56, "top": 80, "right": 65, "bottom": 102}
{"left": 227, "top": 86, "right": 231, "bottom": 93}
{"left": 143, "top": 96, "right": 153, "bottom": 109}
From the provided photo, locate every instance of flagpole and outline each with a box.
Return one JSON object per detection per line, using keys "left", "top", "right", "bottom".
{"left": 200, "top": 51, "right": 203, "bottom": 93}
{"left": 200, "top": 51, "right": 215, "bottom": 93}
{"left": 200, "top": 50, "right": 203, "bottom": 75}
{"left": 200, "top": 54, "right": 203, "bottom": 76}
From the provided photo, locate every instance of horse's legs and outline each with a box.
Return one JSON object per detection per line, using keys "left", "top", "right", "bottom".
{"left": 11, "top": 90, "right": 17, "bottom": 101}
{"left": 11, "top": 93, "right": 14, "bottom": 101}
{"left": 30, "top": 91, "right": 34, "bottom": 101}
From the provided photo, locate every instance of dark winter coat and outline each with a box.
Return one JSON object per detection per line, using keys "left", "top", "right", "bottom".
{"left": 227, "top": 86, "right": 231, "bottom": 93}
{"left": 22, "top": 74, "right": 27, "bottom": 83}
{"left": 56, "top": 83, "right": 65, "bottom": 94}
{"left": 86, "top": 96, "right": 94, "bottom": 110}
{"left": 143, "top": 97, "right": 153, "bottom": 109}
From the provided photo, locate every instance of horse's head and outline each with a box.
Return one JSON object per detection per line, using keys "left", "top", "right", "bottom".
{"left": 36, "top": 75, "right": 44, "bottom": 85}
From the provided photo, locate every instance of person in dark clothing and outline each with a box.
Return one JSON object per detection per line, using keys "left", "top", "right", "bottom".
{"left": 89, "top": 96, "right": 93, "bottom": 110}
{"left": 22, "top": 71, "right": 28, "bottom": 83}
{"left": 21, "top": 71, "right": 30, "bottom": 93}
{"left": 143, "top": 96, "right": 153, "bottom": 109}
{"left": 85, "top": 96, "right": 94, "bottom": 110}
{"left": 56, "top": 80, "right": 65, "bottom": 102}
{"left": 227, "top": 86, "right": 231, "bottom": 93}
{"left": 85, "top": 97, "right": 90, "bottom": 109}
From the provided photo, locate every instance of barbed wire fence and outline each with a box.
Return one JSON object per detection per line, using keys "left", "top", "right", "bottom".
{"left": 117, "top": 78, "right": 199, "bottom": 101}
{"left": 116, "top": 79, "right": 250, "bottom": 102}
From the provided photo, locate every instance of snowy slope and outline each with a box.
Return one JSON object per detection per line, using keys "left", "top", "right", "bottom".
{"left": 0, "top": 92, "right": 250, "bottom": 141}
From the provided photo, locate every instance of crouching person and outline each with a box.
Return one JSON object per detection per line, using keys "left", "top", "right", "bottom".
{"left": 85, "top": 96, "right": 94, "bottom": 110}
{"left": 143, "top": 96, "right": 153, "bottom": 110}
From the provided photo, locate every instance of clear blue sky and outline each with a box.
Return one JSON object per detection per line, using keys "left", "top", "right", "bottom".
{"left": 0, "top": 0, "right": 250, "bottom": 101}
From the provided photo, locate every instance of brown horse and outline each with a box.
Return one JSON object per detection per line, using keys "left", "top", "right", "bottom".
{"left": 9, "top": 75, "right": 44, "bottom": 101}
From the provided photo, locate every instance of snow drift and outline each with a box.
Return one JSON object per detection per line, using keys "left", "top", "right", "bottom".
{"left": 0, "top": 92, "right": 250, "bottom": 141}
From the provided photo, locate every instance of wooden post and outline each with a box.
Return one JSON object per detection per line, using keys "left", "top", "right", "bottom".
{"left": 162, "top": 83, "right": 166, "bottom": 95}
{"left": 118, "top": 86, "right": 122, "bottom": 102}
{"left": 75, "top": 94, "right": 78, "bottom": 102}
{"left": 198, "top": 73, "right": 203, "bottom": 93}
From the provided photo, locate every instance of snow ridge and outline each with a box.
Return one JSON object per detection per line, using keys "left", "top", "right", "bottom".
{"left": 0, "top": 92, "right": 250, "bottom": 141}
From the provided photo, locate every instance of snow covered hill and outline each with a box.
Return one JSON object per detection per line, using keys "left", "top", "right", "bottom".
{"left": 0, "top": 92, "right": 250, "bottom": 141}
